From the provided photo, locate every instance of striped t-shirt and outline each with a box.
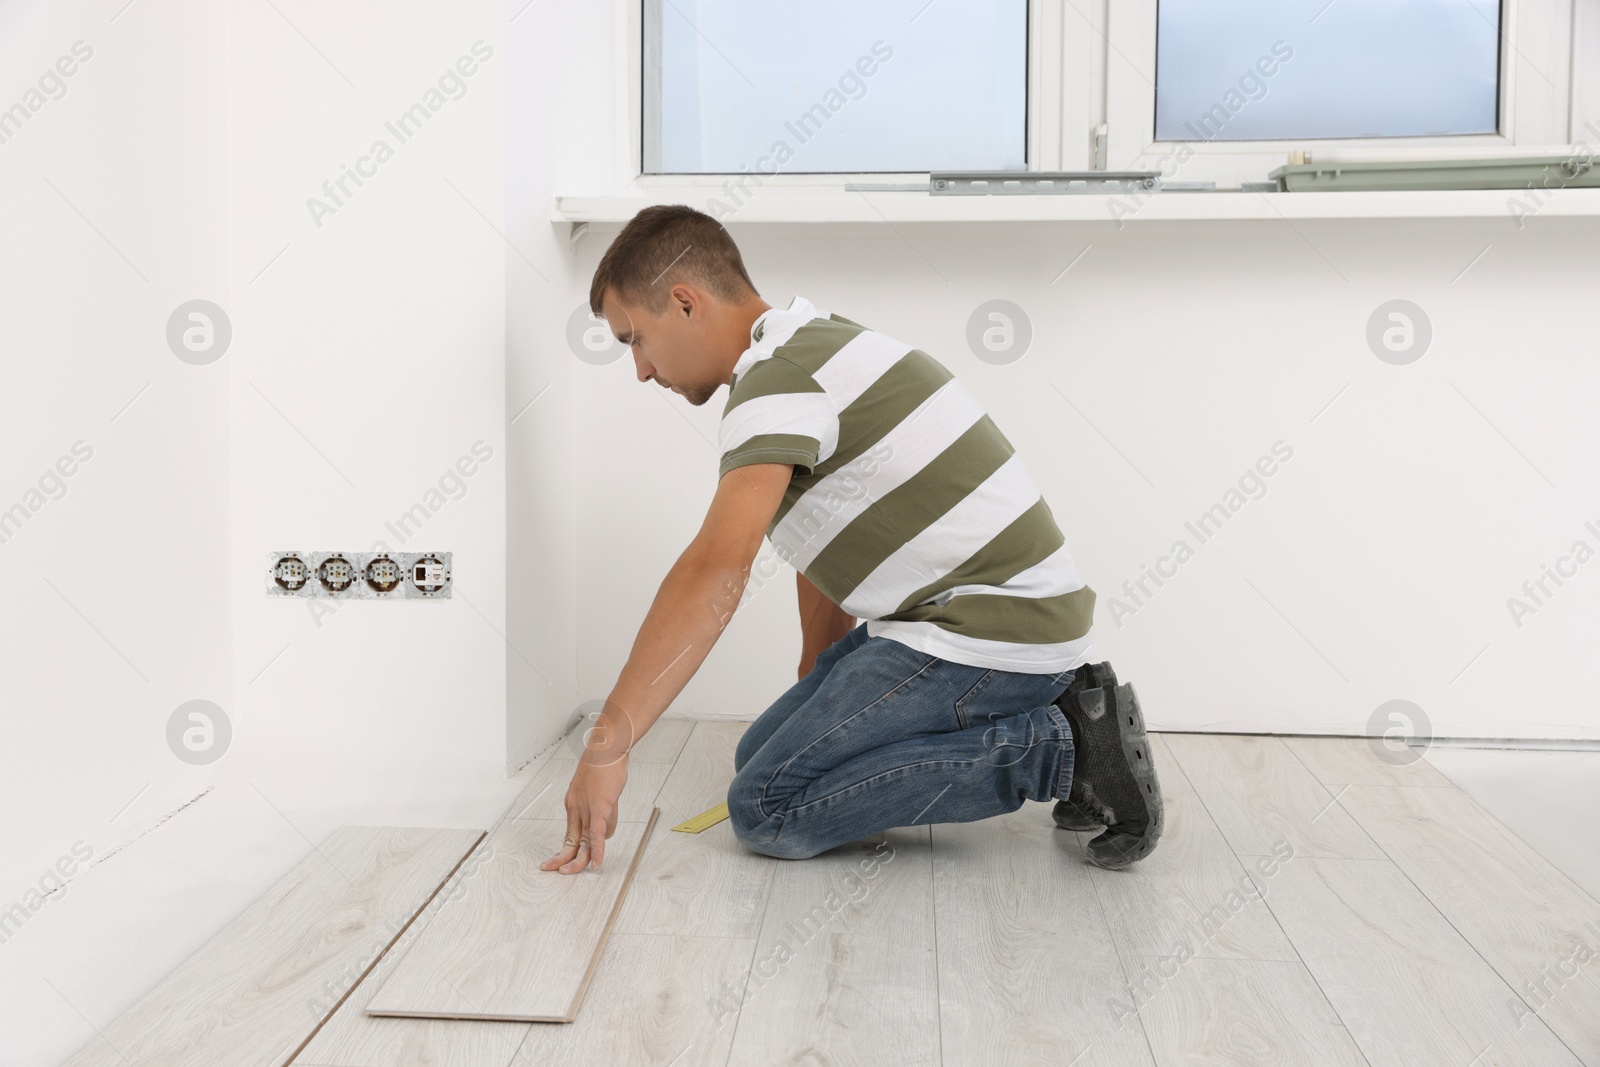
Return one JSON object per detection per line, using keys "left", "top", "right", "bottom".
{"left": 717, "top": 295, "right": 1097, "bottom": 674}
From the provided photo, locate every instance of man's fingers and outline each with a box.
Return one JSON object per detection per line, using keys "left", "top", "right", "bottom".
{"left": 543, "top": 843, "right": 578, "bottom": 870}
{"left": 556, "top": 826, "right": 588, "bottom": 874}
{"left": 541, "top": 839, "right": 577, "bottom": 871}
{"left": 558, "top": 805, "right": 594, "bottom": 874}
{"left": 556, "top": 803, "right": 616, "bottom": 874}
{"left": 542, "top": 808, "right": 586, "bottom": 871}
{"left": 589, "top": 803, "right": 621, "bottom": 871}
{"left": 542, "top": 793, "right": 623, "bottom": 874}
{"left": 558, "top": 837, "right": 590, "bottom": 874}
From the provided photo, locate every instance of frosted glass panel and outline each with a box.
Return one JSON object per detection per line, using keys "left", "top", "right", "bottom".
{"left": 645, "top": 0, "right": 1027, "bottom": 173}
{"left": 1154, "top": 0, "right": 1501, "bottom": 141}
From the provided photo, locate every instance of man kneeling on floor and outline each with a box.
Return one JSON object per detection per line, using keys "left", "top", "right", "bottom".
{"left": 541, "top": 205, "right": 1164, "bottom": 877}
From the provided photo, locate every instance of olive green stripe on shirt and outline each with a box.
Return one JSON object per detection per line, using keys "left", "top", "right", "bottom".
{"left": 820, "top": 350, "right": 955, "bottom": 473}
{"left": 769, "top": 351, "right": 955, "bottom": 529}
{"left": 766, "top": 316, "right": 862, "bottom": 377}
{"left": 724, "top": 356, "right": 828, "bottom": 413}
{"left": 890, "top": 497, "right": 1068, "bottom": 614}
{"left": 805, "top": 414, "right": 1016, "bottom": 592}
{"left": 718, "top": 433, "right": 827, "bottom": 480}
{"left": 882, "top": 585, "right": 1098, "bottom": 645}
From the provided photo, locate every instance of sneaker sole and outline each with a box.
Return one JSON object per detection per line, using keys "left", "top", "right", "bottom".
{"left": 1084, "top": 682, "right": 1164, "bottom": 871}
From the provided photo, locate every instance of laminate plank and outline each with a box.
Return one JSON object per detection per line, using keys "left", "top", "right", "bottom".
{"left": 293, "top": 841, "right": 529, "bottom": 1067}
{"left": 494, "top": 751, "right": 572, "bottom": 837}
{"left": 509, "top": 758, "right": 672, "bottom": 823}
{"left": 364, "top": 813, "right": 660, "bottom": 1022}
{"left": 614, "top": 720, "right": 774, "bottom": 941}
{"left": 1088, "top": 735, "right": 1300, "bottom": 962}
{"left": 545, "top": 714, "right": 694, "bottom": 765}
{"left": 1262, "top": 855, "right": 1582, "bottom": 1067}
{"left": 511, "top": 933, "right": 755, "bottom": 1065}
{"left": 63, "top": 826, "right": 484, "bottom": 1067}
{"left": 625, "top": 715, "right": 696, "bottom": 764}
{"left": 299, "top": 726, "right": 691, "bottom": 1060}
{"left": 296, "top": 748, "right": 661, "bottom": 1062}
{"left": 297, "top": 999, "right": 523, "bottom": 1067}
{"left": 493, "top": 719, "right": 689, "bottom": 833}
{"left": 724, "top": 826, "right": 939, "bottom": 1067}
{"left": 1338, "top": 784, "right": 1600, "bottom": 1064}
{"left": 1163, "top": 733, "right": 1383, "bottom": 860}
{"left": 932, "top": 805, "right": 1157, "bottom": 1066}
{"left": 1427, "top": 747, "right": 1600, "bottom": 906}
{"left": 1281, "top": 735, "right": 1454, "bottom": 790}
{"left": 1127, "top": 956, "right": 1367, "bottom": 1066}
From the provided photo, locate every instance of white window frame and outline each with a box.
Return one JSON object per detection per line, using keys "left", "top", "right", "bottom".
{"left": 599, "top": 0, "right": 1591, "bottom": 205}
{"left": 619, "top": 0, "right": 1099, "bottom": 189}
{"left": 1103, "top": 0, "right": 1581, "bottom": 187}
{"left": 1574, "top": 0, "right": 1600, "bottom": 141}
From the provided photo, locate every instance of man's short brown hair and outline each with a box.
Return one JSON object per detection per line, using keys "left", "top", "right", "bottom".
{"left": 589, "top": 204, "right": 758, "bottom": 318}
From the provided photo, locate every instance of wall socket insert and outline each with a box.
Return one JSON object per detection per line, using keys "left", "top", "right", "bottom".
{"left": 266, "top": 550, "right": 452, "bottom": 599}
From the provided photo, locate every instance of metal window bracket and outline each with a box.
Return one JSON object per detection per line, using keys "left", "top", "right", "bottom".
{"left": 930, "top": 170, "right": 1161, "bottom": 195}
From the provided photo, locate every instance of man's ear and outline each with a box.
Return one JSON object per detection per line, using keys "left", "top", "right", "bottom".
{"left": 671, "top": 283, "right": 700, "bottom": 321}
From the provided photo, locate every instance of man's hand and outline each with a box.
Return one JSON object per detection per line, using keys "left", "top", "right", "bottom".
{"left": 540, "top": 461, "right": 792, "bottom": 873}
{"left": 541, "top": 753, "right": 630, "bottom": 874}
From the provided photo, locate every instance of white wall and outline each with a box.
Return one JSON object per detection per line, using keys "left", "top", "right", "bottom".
{"left": 226, "top": 0, "right": 509, "bottom": 803}
{"left": 504, "top": 0, "right": 587, "bottom": 771}
{"left": 1, "top": 3, "right": 521, "bottom": 1063}
{"left": 547, "top": 22, "right": 1600, "bottom": 743}
{"left": 565, "top": 217, "right": 1600, "bottom": 743}
{"left": 1, "top": 1, "right": 234, "bottom": 1059}
{"left": 0, "top": 0, "right": 232, "bottom": 873}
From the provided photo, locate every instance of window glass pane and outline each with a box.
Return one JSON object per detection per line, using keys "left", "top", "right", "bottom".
{"left": 645, "top": 0, "right": 1027, "bottom": 173}
{"left": 1154, "top": 0, "right": 1501, "bottom": 141}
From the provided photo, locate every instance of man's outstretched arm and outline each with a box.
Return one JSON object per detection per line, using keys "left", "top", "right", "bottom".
{"left": 797, "top": 571, "right": 855, "bottom": 679}
{"left": 542, "top": 461, "right": 793, "bottom": 874}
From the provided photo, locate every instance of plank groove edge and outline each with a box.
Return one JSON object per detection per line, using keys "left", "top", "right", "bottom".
{"left": 563, "top": 806, "right": 662, "bottom": 1023}
{"left": 282, "top": 830, "right": 488, "bottom": 1064}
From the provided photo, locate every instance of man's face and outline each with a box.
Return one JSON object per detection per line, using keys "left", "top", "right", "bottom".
{"left": 602, "top": 286, "right": 722, "bottom": 407}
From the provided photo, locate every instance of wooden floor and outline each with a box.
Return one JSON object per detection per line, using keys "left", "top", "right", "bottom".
{"left": 60, "top": 826, "right": 486, "bottom": 1067}
{"left": 292, "top": 721, "right": 1600, "bottom": 1067}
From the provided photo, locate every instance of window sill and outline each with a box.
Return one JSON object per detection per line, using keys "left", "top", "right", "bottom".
{"left": 554, "top": 185, "right": 1600, "bottom": 241}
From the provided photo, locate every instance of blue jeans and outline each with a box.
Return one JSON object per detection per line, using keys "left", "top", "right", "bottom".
{"left": 728, "top": 623, "right": 1080, "bottom": 860}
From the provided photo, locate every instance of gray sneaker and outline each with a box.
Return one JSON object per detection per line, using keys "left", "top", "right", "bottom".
{"left": 1055, "top": 674, "right": 1164, "bottom": 870}
{"left": 1051, "top": 662, "right": 1117, "bottom": 832}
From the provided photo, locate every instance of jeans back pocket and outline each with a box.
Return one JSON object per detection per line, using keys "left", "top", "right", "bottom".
{"left": 953, "top": 668, "right": 998, "bottom": 730}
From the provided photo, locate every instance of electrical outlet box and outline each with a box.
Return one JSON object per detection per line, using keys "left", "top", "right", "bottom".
{"left": 266, "top": 551, "right": 452, "bottom": 599}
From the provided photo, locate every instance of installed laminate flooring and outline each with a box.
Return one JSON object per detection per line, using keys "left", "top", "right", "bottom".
{"left": 614, "top": 720, "right": 775, "bottom": 941}
{"left": 931, "top": 807, "right": 1155, "bottom": 1066}
{"left": 60, "top": 825, "right": 484, "bottom": 1067}
{"left": 1087, "top": 733, "right": 1300, "bottom": 964}
{"left": 286, "top": 723, "right": 1598, "bottom": 1066}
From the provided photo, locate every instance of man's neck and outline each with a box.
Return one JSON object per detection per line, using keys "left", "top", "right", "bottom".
{"left": 722, "top": 296, "right": 774, "bottom": 385}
